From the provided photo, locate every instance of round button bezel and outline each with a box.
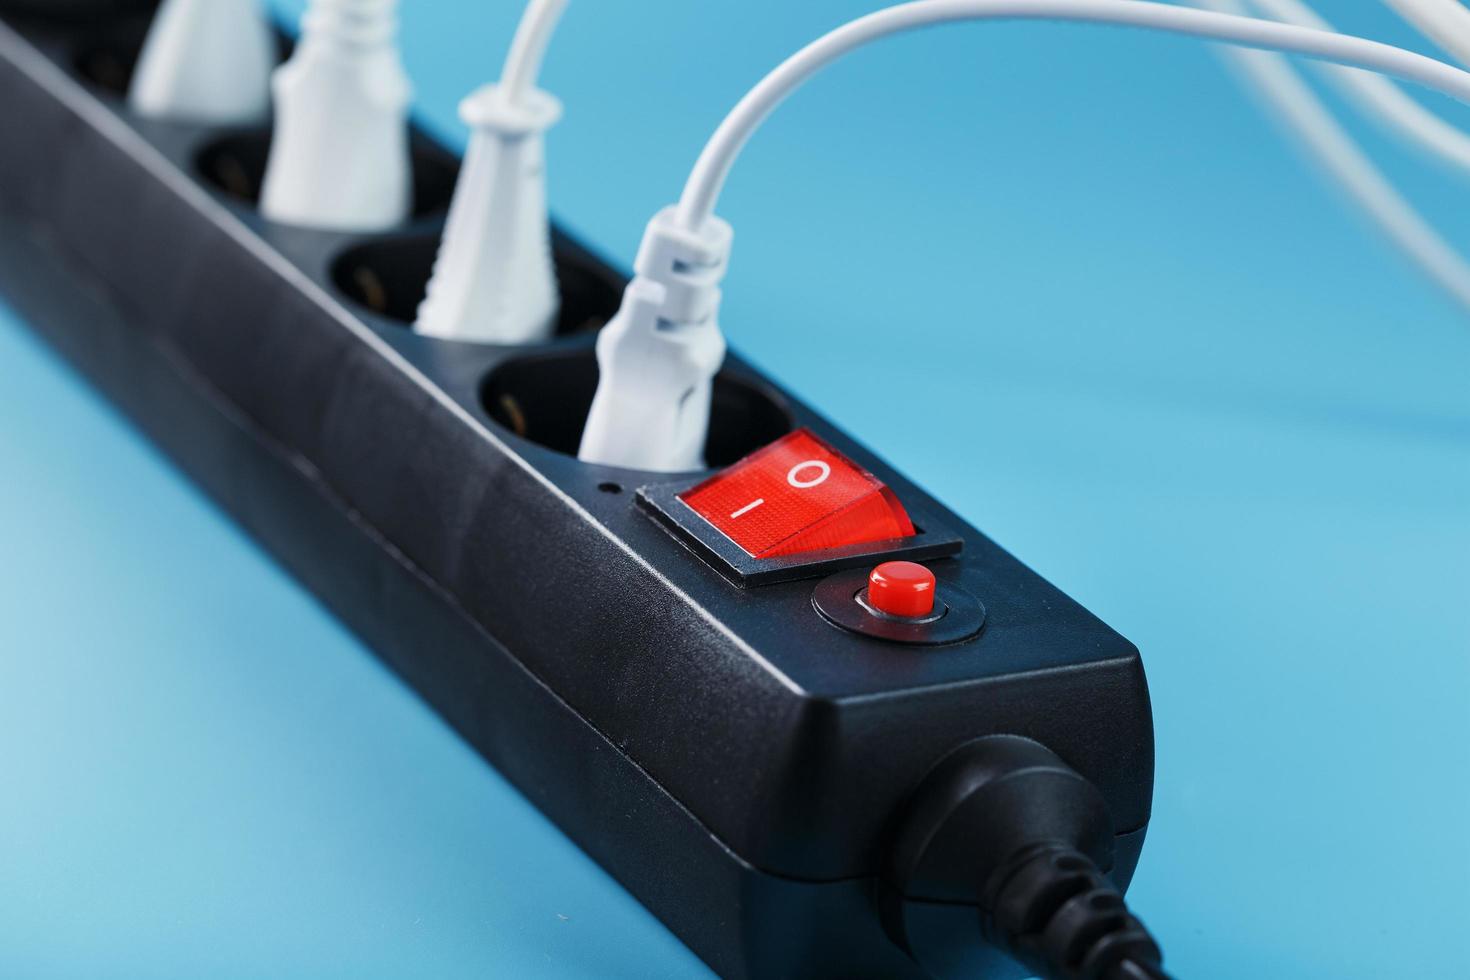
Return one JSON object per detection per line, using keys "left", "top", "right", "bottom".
{"left": 812, "top": 567, "right": 986, "bottom": 646}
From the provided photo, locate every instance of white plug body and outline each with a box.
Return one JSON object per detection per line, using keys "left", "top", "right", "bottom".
{"left": 128, "top": 0, "right": 274, "bottom": 125}
{"left": 577, "top": 208, "right": 731, "bottom": 473}
{"left": 259, "top": 0, "right": 412, "bottom": 232}
{"left": 414, "top": 84, "right": 562, "bottom": 344}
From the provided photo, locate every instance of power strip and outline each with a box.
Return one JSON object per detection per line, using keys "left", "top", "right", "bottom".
{"left": 0, "top": 8, "right": 1155, "bottom": 978}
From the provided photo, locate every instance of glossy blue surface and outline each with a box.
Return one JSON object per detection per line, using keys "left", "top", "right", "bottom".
{"left": 2, "top": 2, "right": 1468, "bottom": 977}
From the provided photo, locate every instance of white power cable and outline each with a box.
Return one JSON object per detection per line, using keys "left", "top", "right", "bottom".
{"left": 674, "top": 0, "right": 1470, "bottom": 233}
{"left": 500, "top": 0, "right": 568, "bottom": 102}
{"left": 1385, "top": 0, "right": 1470, "bottom": 68}
{"left": 1201, "top": 0, "right": 1470, "bottom": 312}
{"left": 1248, "top": 0, "right": 1470, "bottom": 176}
{"left": 414, "top": 0, "right": 568, "bottom": 344}
{"left": 580, "top": 0, "right": 1470, "bottom": 472}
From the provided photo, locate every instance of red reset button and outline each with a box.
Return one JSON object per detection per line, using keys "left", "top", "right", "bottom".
{"left": 679, "top": 428, "right": 916, "bottom": 559}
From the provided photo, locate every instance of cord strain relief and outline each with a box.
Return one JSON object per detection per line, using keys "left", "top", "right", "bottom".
{"left": 983, "top": 843, "right": 1169, "bottom": 980}
{"left": 628, "top": 206, "right": 732, "bottom": 328}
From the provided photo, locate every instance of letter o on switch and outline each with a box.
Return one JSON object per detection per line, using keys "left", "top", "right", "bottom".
{"left": 787, "top": 460, "right": 831, "bottom": 488}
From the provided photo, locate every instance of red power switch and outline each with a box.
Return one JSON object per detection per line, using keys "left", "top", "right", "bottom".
{"left": 679, "top": 428, "right": 916, "bottom": 559}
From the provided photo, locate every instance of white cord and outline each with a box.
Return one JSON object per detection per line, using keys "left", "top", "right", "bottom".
{"left": 1385, "top": 0, "right": 1470, "bottom": 68}
{"left": 1248, "top": 0, "right": 1470, "bottom": 176}
{"left": 673, "top": 0, "right": 1470, "bottom": 232}
{"left": 500, "top": 0, "right": 569, "bottom": 102}
{"left": 1200, "top": 0, "right": 1470, "bottom": 312}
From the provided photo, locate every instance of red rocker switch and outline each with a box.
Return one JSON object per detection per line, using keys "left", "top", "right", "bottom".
{"left": 679, "top": 429, "right": 916, "bottom": 559}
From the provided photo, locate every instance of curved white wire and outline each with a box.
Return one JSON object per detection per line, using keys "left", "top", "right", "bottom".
{"left": 1385, "top": 0, "right": 1470, "bottom": 68}
{"left": 672, "top": 0, "right": 1470, "bottom": 232}
{"left": 1250, "top": 0, "right": 1470, "bottom": 176}
{"left": 1200, "top": 0, "right": 1470, "bottom": 313}
{"left": 499, "top": 0, "right": 569, "bottom": 103}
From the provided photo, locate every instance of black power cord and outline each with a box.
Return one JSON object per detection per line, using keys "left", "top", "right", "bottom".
{"left": 883, "top": 736, "right": 1172, "bottom": 980}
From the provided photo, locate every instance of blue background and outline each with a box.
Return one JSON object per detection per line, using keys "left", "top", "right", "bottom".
{"left": 2, "top": 1, "right": 1468, "bottom": 976}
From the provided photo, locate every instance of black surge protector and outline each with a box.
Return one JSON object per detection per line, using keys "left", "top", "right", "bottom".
{"left": 0, "top": 7, "right": 1156, "bottom": 978}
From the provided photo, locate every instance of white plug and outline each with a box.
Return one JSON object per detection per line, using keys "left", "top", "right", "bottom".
{"left": 259, "top": 0, "right": 412, "bottom": 232}
{"left": 415, "top": 0, "right": 568, "bottom": 344}
{"left": 128, "top": 0, "right": 275, "bottom": 125}
{"left": 577, "top": 207, "right": 731, "bottom": 473}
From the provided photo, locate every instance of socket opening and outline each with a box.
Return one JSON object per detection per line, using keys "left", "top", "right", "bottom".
{"left": 19, "top": 0, "right": 157, "bottom": 27}
{"left": 482, "top": 349, "right": 794, "bottom": 470}
{"left": 71, "top": 21, "right": 151, "bottom": 95}
{"left": 15, "top": 0, "right": 155, "bottom": 16}
{"left": 329, "top": 232, "right": 623, "bottom": 336}
{"left": 195, "top": 130, "right": 459, "bottom": 219}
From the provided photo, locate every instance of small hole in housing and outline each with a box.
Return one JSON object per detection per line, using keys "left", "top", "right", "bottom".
{"left": 597, "top": 482, "right": 623, "bottom": 495}
{"left": 195, "top": 130, "right": 459, "bottom": 219}
{"left": 329, "top": 232, "right": 624, "bottom": 336}
{"left": 482, "top": 348, "right": 793, "bottom": 471}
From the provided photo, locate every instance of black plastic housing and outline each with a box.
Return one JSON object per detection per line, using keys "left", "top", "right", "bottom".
{"left": 0, "top": 8, "right": 1156, "bottom": 978}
